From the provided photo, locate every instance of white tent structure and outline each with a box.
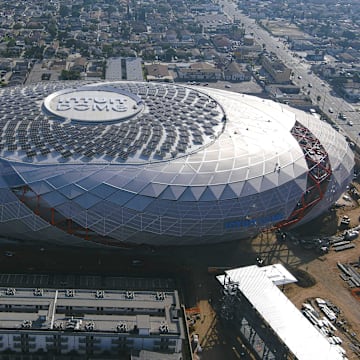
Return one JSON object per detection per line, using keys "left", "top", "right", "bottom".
{"left": 217, "top": 265, "right": 345, "bottom": 360}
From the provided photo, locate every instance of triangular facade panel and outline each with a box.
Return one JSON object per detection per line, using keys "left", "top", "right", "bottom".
{"left": 187, "top": 186, "right": 206, "bottom": 200}
{"left": 260, "top": 175, "right": 278, "bottom": 192}
{"left": 293, "top": 176, "right": 308, "bottom": 192}
{"left": 277, "top": 168, "right": 297, "bottom": 186}
{"left": 56, "top": 201, "right": 84, "bottom": 219}
{"left": 0, "top": 189, "right": 19, "bottom": 204}
{"left": 199, "top": 187, "right": 217, "bottom": 201}
{"left": 220, "top": 184, "right": 238, "bottom": 200}
{"left": 91, "top": 183, "right": 118, "bottom": 199}
{"left": 208, "top": 184, "right": 226, "bottom": 200}
{"left": 41, "top": 191, "right": 69, "bottom": 207}
{"left": 228, "top": 181, "right": 245, "bottom": 196}
{"left": 103, "top": 174, "right": 133, "bottom": 190}
{"left": 160, "top": 185, "right": 186, "bottom": 200}
{"left": 58, "top": 184, "right": 86, "bottom": 200}
{"left": 293, "top": 160, "right": 308, "bottom": 178}
{"left": 47, "top": 171, "right": 86, "bottom": 189}
{"left": 125, "top": 195, "right": 154, "bottom": 211}
{"left": 107, "top": 190, "right": 135, "bottom": 206}
{"left": 279, "top": 164, "right": 295, "bottom": 181}
{"left": 85, "top": 209, "right": 104, "bottom": 228}
{"left": 246, "top": 177, "right": 263, "bottom": 193}
{"left": 73, "top": 192, "right": 102, "bottom": 209}
{"left": 240, "top": 181, "right": 258, "bottom": 197}
{"left": 140, "top": 183, "right": 168, "bottom": 198}
{"left": 29, "top": 181, "right": 54, "bottom": 195}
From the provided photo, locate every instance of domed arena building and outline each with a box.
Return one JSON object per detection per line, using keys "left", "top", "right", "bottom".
{"left": 0, "top": 81, "right": 354, "bottom": 247}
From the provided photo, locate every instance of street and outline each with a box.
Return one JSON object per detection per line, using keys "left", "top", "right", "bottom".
{"left": 219, "top": 0, "right": 360, "bottom": 144}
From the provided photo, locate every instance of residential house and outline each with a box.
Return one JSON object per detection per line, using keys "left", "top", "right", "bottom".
{"left": 234, "top": 45, "right": 262, "bottom": 62}
{"left": 145, "top": 63, "right": 173, "bottom": 82}
{"left": 223, "top": 62, "right": 251, "bottom": 82}
{"left": 342, "top": 82, "right": 360, "bottom": 102}
{"left": 306, "top": 51, "right": 325, "bottom": 62}
{"left": 211, "top": 35, "right": 232, "bottom": 53}
{"left": 176, "top": 62, "right": 221, "bottom": 81}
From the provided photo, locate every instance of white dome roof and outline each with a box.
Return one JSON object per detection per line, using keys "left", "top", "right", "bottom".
{"left": 0, "top": 82, "right": 354, "bottom": 246}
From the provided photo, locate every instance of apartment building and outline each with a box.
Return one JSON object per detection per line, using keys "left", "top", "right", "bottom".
{"left": 0, "top": 287, "right": 185, "bottom": 357}
{"left": 261, "top": 54, "right": 291, "bottom": 84}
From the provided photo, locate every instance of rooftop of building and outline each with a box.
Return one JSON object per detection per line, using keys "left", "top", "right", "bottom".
{"left": 0, "top": 287, "right": 183, "bottom": 336}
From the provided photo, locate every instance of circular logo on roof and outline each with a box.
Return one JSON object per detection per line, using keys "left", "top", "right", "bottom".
{"left": 43, "top": 85, "right": 143, "bottom": 124}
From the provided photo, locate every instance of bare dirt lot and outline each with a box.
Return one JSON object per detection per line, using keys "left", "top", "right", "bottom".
{"left": 282, "top": 240, "right": 360, "bottom": 359}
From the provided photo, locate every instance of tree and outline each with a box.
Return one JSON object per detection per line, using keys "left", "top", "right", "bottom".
{"left": 57, "top": 31, "right": 68, "bottom": 43}
{"left": 342, "top": 30, "right": 356, "bottom": 40}
{"left": 120, "top": 24, "right": 131, "bottom": 40}
{"left": 46, "top": 22, "right": 57, "bottom": 38}
{"left": 102, "top": 44, "right": 114, "bottom": 58}
{"left": 24, "top": 45, "right": 45, "bottom": 59}
{"left": 13, "top": 23, "right": 22, "bottom": 30}
{"left": 72, "top": 4, "right": 82, "bottom": 18}
{"left": 6, "top": 39, "right": 16, "bottom": 48}
{"left": 164, "top": 48, "right": 176, "bottom": 62}
{"left": 60, "top": 70, "right": 81, "bottom": 80}
{"left": 142, "top": 50, "right": 156, "bottom": 61}
{"left": 59, "top": 5, "right": 69, "bottom": 18}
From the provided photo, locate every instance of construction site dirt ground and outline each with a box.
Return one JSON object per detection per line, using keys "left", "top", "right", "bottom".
{"left": 1, "top": 189, "right": 360, "bottom": 359}
{"left": 189, "top": 185, "right": 360, "bottom": 360}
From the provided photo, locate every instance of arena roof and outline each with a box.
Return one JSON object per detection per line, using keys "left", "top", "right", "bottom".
{"left": 0, "top": 81, "right": 354, "bottom": 246}
{"left": 0, "top": 82, "right": 226, "bottom": 165}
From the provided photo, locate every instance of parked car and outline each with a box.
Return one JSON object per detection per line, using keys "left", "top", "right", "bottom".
{"left": 344, "top": 230, "right": 359, "bottom": 240}
{"left": 340, "top": 215, "right": 350, "bottom": 226}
